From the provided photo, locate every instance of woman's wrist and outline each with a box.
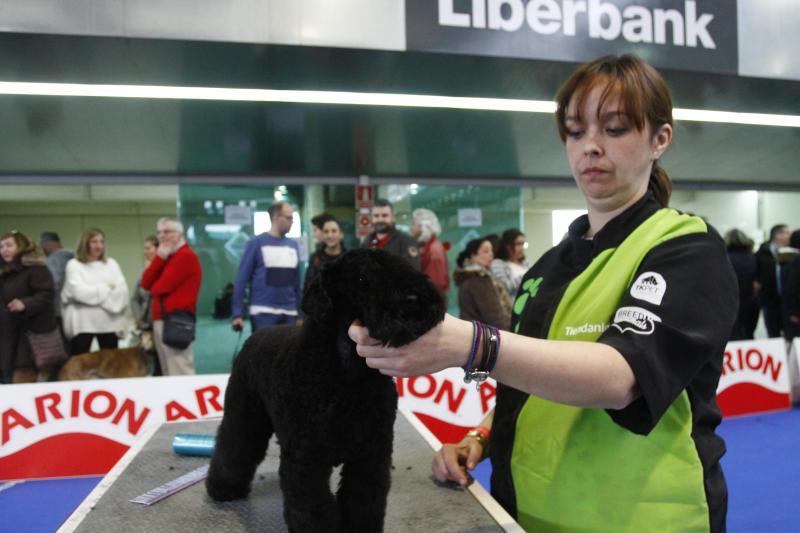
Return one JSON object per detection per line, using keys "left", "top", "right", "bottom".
{"left": 466, "top": 426, "right": 491, "bottom": 457}
{"left": 446, "top": 315, "right": 476, "bottom": 368}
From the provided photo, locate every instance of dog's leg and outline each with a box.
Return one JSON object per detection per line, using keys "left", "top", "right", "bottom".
{"left": 337, "top": 417, "right": 394, "bottom": 533}
{"left": 279, "top": 449, "right": 339, "bottom": 533}
{"left": 206, "top": 351, "right": 273, "bottom": 501}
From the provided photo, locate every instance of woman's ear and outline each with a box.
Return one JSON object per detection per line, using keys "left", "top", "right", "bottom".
{"left": 652, "top": 123, "right": 673, "bottom": 159}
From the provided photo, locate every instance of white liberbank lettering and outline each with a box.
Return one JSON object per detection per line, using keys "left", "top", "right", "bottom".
{"left": 438, "top": 0, "right": 715, "bottom": 49}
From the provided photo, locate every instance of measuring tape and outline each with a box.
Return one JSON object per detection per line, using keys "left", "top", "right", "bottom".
{"left": 130, "top": 464, "right": 209, "bottom": 506}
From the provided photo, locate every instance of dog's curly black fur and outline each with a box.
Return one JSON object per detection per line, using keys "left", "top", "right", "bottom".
{"left": 206, "top": 249, "right": 446, "bottom": 532}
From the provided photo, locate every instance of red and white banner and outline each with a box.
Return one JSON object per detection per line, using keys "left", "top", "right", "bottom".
{"left": 1, "top": 370, "right": 493, "bottom": 482}
{"left": 788, "top": 338, "right": 800, "bottom": 405}
{"left": 717, "top": 338, "right": 792, "bottom": 417}
{"left": 0, "top": 375, "right": 229, "bottom": 481}
{"left": 397, "top": 368, "right": 496, "bottom": 445}
{"left": 10, "top": 336, "right": 791, "bottom": 483}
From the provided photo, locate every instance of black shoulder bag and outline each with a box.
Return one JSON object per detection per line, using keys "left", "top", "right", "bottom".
{"left": 159, "top": 296, "right": 195, "bottom": 350}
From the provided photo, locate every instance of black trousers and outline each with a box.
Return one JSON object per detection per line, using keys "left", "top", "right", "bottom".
{"left": 761, "top": 300, "right": 783, "bottom": 338}
{"left": 70, "top": 332, "right": 118, "bottom": 356}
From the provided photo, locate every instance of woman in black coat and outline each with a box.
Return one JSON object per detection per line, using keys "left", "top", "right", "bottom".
{"left": 724, "top": 229, "right": 759, "bottom": 341}
{"left": 0, "top": 231, "right": 56, "bottom": 383}
{"left": 781, "top": 230, "right": 800, "bottom": 341}
{"left": 303, "top": 218, "right": 346, "bottom": 294}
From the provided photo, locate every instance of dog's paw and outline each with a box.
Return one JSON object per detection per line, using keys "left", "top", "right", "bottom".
{"left": 205, "top": 477, "right": 251, "bottom": 502}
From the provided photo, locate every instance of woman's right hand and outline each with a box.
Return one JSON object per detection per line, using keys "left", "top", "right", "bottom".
{"left": 431, "top": 436, "right": 484, "bottom": 488}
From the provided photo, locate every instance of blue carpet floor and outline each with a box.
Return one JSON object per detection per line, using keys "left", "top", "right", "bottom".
{"left": 2, "top": 407, "right": 798, "bottom": 532}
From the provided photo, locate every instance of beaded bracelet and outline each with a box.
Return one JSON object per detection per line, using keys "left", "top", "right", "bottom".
{"left": 462, "top": 320, "right": 481, "bottom": 376}
{"left": 463, "top": 321, "right": 501, "bottom": 390}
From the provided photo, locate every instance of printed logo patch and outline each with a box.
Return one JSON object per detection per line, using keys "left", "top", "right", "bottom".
{"left": 612, "top": 306, "right": 662, "bottom": 335}
{"left": 630, "top": 271, "right": 666, "bottom": 305}
{"left": 512, "top": 277, "right": 543, "bottom": 333}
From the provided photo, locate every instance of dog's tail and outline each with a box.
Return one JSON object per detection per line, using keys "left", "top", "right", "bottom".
{"left": 206, "top": 337, "right": 274, "bottom": 501}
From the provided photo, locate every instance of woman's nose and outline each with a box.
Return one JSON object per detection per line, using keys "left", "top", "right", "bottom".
{"left": 582, "top": 130, "right": 603, "bottom": 156}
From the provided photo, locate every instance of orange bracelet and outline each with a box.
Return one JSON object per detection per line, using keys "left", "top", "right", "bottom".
{"left": 466, "top": 426, "right": 491, "bottom": 450}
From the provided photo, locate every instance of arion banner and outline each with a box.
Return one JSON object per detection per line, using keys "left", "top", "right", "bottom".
{"left": 0, "top": 375, "right": 229, "bottom": 480}
{"left": 0, "top": 370, "right": 493, "bottom": 482}
{"left": 4, "top": 336, "right": 791, "bottom": 483}
{"left": 716, "top": 338, "right": 792, "bottom": 417}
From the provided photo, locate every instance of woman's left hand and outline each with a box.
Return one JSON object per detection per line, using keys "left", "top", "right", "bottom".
{"left": 348, "top": 313, "right": 472, "bottom": 377}
{"left": 7, "top": 298, "right": 25, "bottom": 312}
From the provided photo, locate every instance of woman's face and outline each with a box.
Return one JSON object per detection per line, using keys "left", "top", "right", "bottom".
{"left": 143, "top": 240, "right": 157, "bottom": 261}
{"left": 321, "top": 221, "right": 343, "bottom": 250}
{"left": 0, "top": 238, "right": 18, "bottom": 263}
{"left": 471, "top": 240, "right": 494, "bottom": 268}
{"left": 88, "top": 234, "right": 105, "bottom": 260}
{"left": 564, "top": 86, "right": 671, "bottom": 213}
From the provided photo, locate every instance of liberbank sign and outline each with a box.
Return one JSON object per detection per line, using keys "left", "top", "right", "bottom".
{"left": 406, "top": 0, "right": 737, "bottom": 74}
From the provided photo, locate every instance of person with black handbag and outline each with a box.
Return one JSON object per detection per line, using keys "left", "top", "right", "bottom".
{"left": 0, "top": 230, "right": 63, "bottom": 383}
{"left": 140, "top": 217, "right": 202, "bottom": 375}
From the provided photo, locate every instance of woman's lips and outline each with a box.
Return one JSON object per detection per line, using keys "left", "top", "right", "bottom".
{"left": 582, "top": 167, "right": 609, "bottom": 177}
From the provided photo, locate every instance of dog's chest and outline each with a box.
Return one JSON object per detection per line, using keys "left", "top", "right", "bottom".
{"left": 312, "top": 380, "right": 397, "bottom": 462}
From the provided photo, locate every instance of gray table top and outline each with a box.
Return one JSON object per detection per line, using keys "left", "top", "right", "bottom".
{"left": 61, "top": 411, "right": 518, "bottom": 532}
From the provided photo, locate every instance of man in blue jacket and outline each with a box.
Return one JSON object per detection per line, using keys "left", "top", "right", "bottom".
{"left": 232, "top": 201, "right": 302, "bottom": 332}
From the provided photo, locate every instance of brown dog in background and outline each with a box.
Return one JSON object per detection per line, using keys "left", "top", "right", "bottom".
{"left": 58, "top": 333, "right": 155, "bottom": 380}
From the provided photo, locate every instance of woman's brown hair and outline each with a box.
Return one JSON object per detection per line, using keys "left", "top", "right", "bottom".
{"left": 555, "top": 54, "right": 674, "bottom": 207}
{"left": 76, "top": 228, "right": 107, "bottom": 263}
{"left": 0, "top": 230, "right": 37, "bottom": 266}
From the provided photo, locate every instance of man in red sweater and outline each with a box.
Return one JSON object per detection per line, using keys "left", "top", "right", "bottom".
{"left": 141, "top": 217, "right": 202, "bottom": 375}
{"left": 411, "top": 208, "right": 450, "bottom": 298}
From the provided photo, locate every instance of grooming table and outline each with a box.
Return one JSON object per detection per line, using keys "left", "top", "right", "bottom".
{"left": 59, "top": 410, "right": 521, "bottom": 532}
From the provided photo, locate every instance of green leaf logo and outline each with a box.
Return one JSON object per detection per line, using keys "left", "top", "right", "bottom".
{"left": 513, "top": 277, "right": 543, "bottom": 315}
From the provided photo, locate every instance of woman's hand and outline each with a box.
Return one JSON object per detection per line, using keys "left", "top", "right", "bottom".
{"left": 348, "top": 313, "right": 472, "bottom": 377}
{"left": 432, "top": 437, "right": 484, "bottom": 487}
{"left": 7, "top": 298, "right": 25, "bottom": 312}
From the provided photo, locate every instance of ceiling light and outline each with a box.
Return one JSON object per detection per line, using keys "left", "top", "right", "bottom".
{"left": 0, "top": 81, "right": 797, "bottom": 128}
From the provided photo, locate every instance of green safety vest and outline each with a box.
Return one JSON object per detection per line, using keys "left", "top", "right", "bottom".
{"left": 512, "top": 208, "right": 712, "bottom": 532}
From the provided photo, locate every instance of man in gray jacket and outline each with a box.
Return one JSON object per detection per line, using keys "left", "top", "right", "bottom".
{"left": 40, "top": 232, "right": 73, "bottom": 337}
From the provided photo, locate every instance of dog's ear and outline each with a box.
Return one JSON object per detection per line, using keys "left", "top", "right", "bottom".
{"left": 301, "top": 269, "right": 334, "bottom": 319}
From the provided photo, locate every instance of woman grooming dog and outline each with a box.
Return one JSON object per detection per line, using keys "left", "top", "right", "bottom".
{"left": 350, "top": 55, "right": 737, "bottom": 532}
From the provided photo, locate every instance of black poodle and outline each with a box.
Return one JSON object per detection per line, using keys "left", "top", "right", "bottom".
{"left": 206, "top": 249, "right": 446, "bottom": 532}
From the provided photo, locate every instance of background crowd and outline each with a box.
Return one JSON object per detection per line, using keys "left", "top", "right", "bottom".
{"left": 2, "top": 202, "right": 797, "bottom": 385}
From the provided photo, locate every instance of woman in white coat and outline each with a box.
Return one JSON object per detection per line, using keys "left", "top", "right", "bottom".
{"left": 62, "top": 228, "right": 129, "bottom": 355}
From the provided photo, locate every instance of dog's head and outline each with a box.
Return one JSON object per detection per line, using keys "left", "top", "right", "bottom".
{"left": 302, "top": 249, "right": 446, "bottom": 347}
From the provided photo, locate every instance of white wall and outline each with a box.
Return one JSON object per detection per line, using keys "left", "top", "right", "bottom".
{"left": 520, "top": 186, "right": 800, "bottom": 260}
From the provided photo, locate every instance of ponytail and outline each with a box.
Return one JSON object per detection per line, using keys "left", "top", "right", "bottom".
{"left": 649, "top": 162, "right": 672, "bottom": 208}
{"left": 456, "top": 249, "right": 470, "bottom": 268}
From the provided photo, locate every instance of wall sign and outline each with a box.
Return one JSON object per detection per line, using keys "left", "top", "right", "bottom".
{"left": 407, "top": 0, "right": 738, "bottom": 75}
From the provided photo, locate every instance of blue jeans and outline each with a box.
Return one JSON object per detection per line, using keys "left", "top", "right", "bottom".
{"left": 250, "top": 313, "right": 297, "bottom": 332}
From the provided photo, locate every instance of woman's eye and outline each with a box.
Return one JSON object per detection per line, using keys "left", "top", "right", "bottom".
{"left": 606, "top": 127, "right": 629, "bottom": 136}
